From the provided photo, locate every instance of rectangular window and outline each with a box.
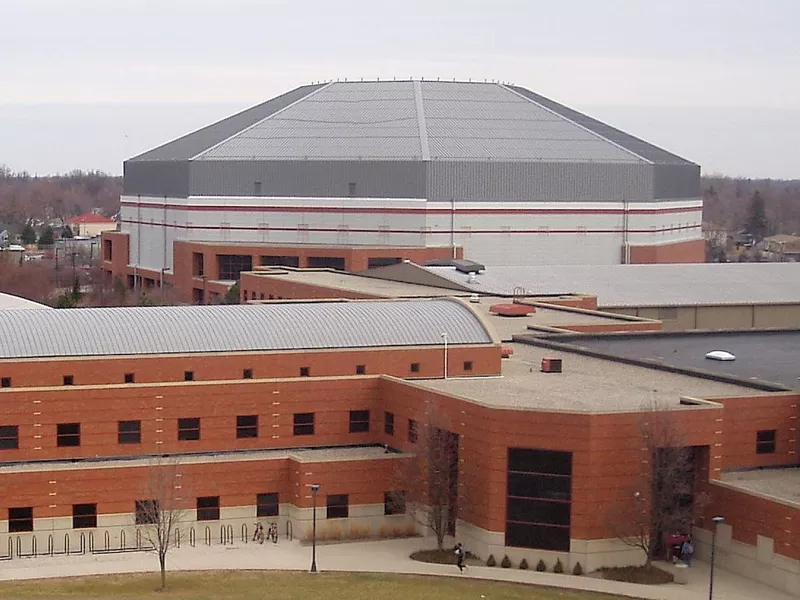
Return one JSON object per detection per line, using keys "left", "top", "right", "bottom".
{"left": 63, "top": 375, "right": 74, "bottom": 386}
{"left": 243, "top": 368, "right": 253, "bottom": 379}
{"left": 348, "top": 182, "right": 357, "bottom": 197}
{"left": 326, "top": 494, "right": 349, "bottom": 519}
{"left": 756, "top": 429, "right": 777, "bottom": 454}
{"left": 293, "top": 413, "right": 314, "bottom": 436}
{"left": 196, "top": 496, "right": 220, "bottom": 521}
{"left": 256, "top": 492, "right": 279, "bottom": 517}
{"left": 463, "top": 361, "right": 473, "bottom": 372}
{"left": 103, "top": 239, "right": 113, "bottom": 261}
{"left": 192, "top": 252, "right": 205, "bottom": 277}
{"left": 0, "top": 425, "right": 19, "bottom": 450}
{"left": 184, "top": 371, "right": 194, "bottom": 381}
{"left": 217, "top": 254, "right": 253, "bottom": 281}
{"left": 384, "top": 491, "right": 406, "bottom": 516}
{"left": 236, "top": 415, "right": 258, "bottom": 439}
{"left": 307, "top": 256, "right": 346, "bottom": 271}
{"left": 57, "top": 422, "right": 81, "bottom": 447}
{"left": 135, "top": 500, "right": 159, "bottom": 525}
{"left": 118, "top": 420, "right": 141, "bottom": 444}
{"left": 8, "top": 507, "right": 33, "bottom": 533}
{"left": 178, "top": 417, "right": 200, "bottom": 441}
{"left": 384, "top": 411, "right": 395, "bottom": 436}
{"left": 410, "top": 363, "right": 420, "bottom": 374}
{"left": 300, "top": 367, "right": 310, "bottom": 377}
{"left": 72, "top": 503, "right": 97, "bottom": 529}
{"left": 124, "top": 373, "right": 135, "bottom": 384}
{"left": 367, "top": 257, "right": 402, "bottom": 269}
{"left": 349, "top": 410, "right": 370, "bottom": 433}
{"left": 356, "top": 364, "right": 366, "bottom": 375}
{"left": 408, "top": 419, "right": 418, "bottom": 443}
{"left": 1, "top": 377, "right": 10, "bottom": 388}
{"left": 260, "top": 255, "right": 300, "bottom": 268}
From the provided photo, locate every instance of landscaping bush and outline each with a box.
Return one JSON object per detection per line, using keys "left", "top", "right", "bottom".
{"left": 553, "top": 558, "right": 564, "bottom": 573}
{"left": 500, "top": 555, "right": 512, "bottom": 568}
{"left": 486, "top": 554, "right": 496, "bottom": 567}
{"left": 536, "top": 559, "right": 547, "bottom": 572}
{"left": 597, "top": 565, "right": 673, "bottom": 585}
{"left": 519, "top": 558, "right": 529, "bottom": 570}
{"left": 573, "top": 562, "right": 584, "bottom": 576}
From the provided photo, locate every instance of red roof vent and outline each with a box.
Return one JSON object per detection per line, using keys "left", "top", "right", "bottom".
{"left": 501, "top": 346, "right": 514, "bottom": 358}
{"left": 541, "top": 358, "right": 563, "bottom": 373}
{"left": 489, "top": 303, "right": 536, "bottom": 317}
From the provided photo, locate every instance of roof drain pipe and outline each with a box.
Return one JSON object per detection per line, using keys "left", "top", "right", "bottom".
{"left": 441, "top": 332, "right": 449, "bottom": 379}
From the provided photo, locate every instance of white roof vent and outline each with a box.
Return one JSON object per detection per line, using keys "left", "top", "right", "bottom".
{"left": 467, "top": 272, "right": 478, "bottom": 284}
{"left": 705, "top": 350, "right": 735, "bottom": 362}
{"left": 469, "top": 294, "right": 480, "bottom": 303}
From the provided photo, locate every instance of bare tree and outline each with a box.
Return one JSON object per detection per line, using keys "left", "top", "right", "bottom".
{"left": 138, "top": 456, "right": 189, "bottom": 591}
{"left": 607, "top": 401, "right": 703, "bottom": 567}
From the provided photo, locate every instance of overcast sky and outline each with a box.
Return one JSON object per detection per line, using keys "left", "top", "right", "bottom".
{"left": 1, "top": 0, "right": 798, "bottom": 178}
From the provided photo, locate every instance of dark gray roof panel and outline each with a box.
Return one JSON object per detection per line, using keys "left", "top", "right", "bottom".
{"left": 128, "top": 84, "right": 326, "bottom": 162}
{"left": 0, "top": 300, "right": 493, "bottom": 359}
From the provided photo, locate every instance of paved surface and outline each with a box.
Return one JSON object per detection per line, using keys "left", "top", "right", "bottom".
{"left": 0, "top": 537, "right": 795, "bottom": 600}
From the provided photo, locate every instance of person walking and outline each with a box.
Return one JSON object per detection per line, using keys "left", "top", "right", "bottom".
{"left": 455, "top": 542, "right": 466, "bottom": 572}
{"left": 681, "top": 536, "right": 694, "bottom": 566}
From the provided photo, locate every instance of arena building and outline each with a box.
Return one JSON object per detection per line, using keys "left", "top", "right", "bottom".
{"left": 104, "top": 79, "right": 704, "bottom": 303}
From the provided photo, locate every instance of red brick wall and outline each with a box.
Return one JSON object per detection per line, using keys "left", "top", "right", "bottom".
{"left": 628, "top": 239, "right": 705, "bottom": 264}
{"left": 239, "top": 274, "right": 384, "bottom": 302}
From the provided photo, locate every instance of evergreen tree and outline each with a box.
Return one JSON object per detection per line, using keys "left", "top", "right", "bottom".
{"left": 745, "top": 191, "right": 769, "bottom": 240}
{"left": 20, "top": 223, "right": 36, "bottom": 245}
{"left": 62, "top": 225, "right": 74, "bottom": 239}
{"left": 37, "top": 226, "right": 54, "bottom": 248}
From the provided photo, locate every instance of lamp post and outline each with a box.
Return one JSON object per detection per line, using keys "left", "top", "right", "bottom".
{"left": 708, "top": 516, "right": 725, "bottom": 600}
{"left": 441, "top": 332, "right": 449, "bottom": 379}
{"left": 310, "top": 484, "right": 320, "bottom": 573}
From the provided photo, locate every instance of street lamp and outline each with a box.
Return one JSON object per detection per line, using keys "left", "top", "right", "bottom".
{"left": 708, "top": 516, "right": 725, "bottom": 600}
{"left": 310, "top": 484, "right": 320, "bottom": 573}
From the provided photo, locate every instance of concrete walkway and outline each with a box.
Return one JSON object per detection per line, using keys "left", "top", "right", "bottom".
{"left": 0, "top": 537, "right": 794, "bottom": 600}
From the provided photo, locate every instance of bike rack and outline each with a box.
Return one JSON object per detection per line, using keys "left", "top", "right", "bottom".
{"left": 204, "top": 526, "right": 211, "bottom": 546}
{"left": 241, "top": 523, "right": 248, "bottom": 543}
{"left": 0, "top": 538, "right": 11, "bottom": 561}
{"left": 286, "top": 520, "right": 293, "bottom": 541}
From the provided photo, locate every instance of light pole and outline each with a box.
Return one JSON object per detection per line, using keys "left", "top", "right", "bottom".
{"left": 708, "top": 516, "right": 725, "bottom": 600}
{"left": 441, "top": 332, "right": 448, "bottom": 379}
{"left": 310, "top": 484, "right": 320, "bottom": 573}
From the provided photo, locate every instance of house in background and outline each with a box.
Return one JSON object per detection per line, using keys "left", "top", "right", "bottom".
{"left": 761, "top": 234, "right": 800, "bottom": 262}
{"left": 67, "top": 213, "right": 116, "bottom": 238}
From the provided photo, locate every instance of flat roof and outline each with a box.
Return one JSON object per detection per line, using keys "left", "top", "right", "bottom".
{"left": 0, "top": 292, "right": 51, "bottom": 310}
{"left": 721, "top": 468, "right": 800, "bottom": 507}
{"left": 563, "top": 331, "right": 800, "bottom": 389}
{"left": 417, "top": 342, "right": 767, "bottom": 413}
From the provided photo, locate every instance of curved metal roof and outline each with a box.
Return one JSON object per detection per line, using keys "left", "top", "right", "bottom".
{"left": 0, "top": 299, "right": 493, "bottom": 359}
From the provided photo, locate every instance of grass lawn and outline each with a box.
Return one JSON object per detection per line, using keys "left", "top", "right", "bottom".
{"left": 0, "top": 571, "right": 636, "bottom": 600}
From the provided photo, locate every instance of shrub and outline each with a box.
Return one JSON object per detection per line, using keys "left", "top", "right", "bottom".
{"left": 486, "top": 554, "right": 497, "bottom": 567}
{"left": 536, "top": 559, "right": 547, "bottom": 572}
{"left": 573, "top": 562, "right": 584, "bottom": 576}
{"left": 554, "top": 558, "right": 564, "bottom": 573}
{"left": 519, "top": 558, "right": 529, "bottom": 570}
{"left": 501, "top": 555, "right": 512, "bottom": 568}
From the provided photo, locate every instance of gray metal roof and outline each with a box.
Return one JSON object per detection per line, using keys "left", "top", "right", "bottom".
{"left": 421, "top": 263, "right": 800, "bottom": 308}
{"left": 0, "top": 299, "right": 493, "bottom": 359}
{"left": 0, "top": 292, "right": 51, "bottom": 311}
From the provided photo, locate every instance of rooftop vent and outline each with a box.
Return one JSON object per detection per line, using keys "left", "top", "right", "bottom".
{"left": 452, "top": 259, "right": 485, "bottom": 274}
{"left": 541, "top": 358, "right": 563, "bottom": 373}
{"left": 469, "top": 294, "right": 480, "bottom": 303}
{"left": 489, "top": 303, "right": 536, "bottom": 317}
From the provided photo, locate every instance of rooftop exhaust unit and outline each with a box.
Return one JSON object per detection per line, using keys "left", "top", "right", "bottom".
{"left": 541, "top": 358, "right": 563, "bottom": 373}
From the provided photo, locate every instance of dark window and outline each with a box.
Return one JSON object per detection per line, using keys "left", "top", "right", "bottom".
{"left": 463, "top": 361, "right": 473, "bottom": 372}
{"left": 260, "top": 255, "right": 300, "bottom": 267}
{"left": 0, "top": 425, "right": 19, "bottom": 450}
{"left": 756, "top": 429, "right": 777, "bottom": 454}
{"left": 254, "top": 181, "right": 262, "bottom": 196}
{"left": 384, "top": 491, "right": 406, "bottom": 515}
{"left": 300, "top": 367, "right": 310, "bottom": 377}
{"left": 124, "top": 373, "right": 135, "bottom": 384}
{"left": 1, "top": 377, "right": 10, "bottom": 388}
{"left": 178, "top": 417, "right": 200, "bottom": 441}
{"left": 184, "top": 371, "right": 194, "bottom": 382}
{"left": 256, "top": 492, "right": 279, "bottom": 517}
{"left": 508, "top": 448, "right": 572, "bottom": 476}
{"left": 349, "top": 410, "right": 370, "bottom": 433}
{"left": 384, "top": 411, "right": 395, "bottom": 436}
{"left": 243, "top": 368, "right": 253, "bottom": 379}
{"left": 326, "top": 494, "right": 349, "bottom": 519}
{"left": 118, "top": 420, "right": 141, "bottom": 444}
{"left": 408, "top": 419, "right": 418, "bottom": 443}
{"left": 192, "top": 252, "right": 205, "bottom": 277}
{"left": 307, "top": 256, "right": 345, "bottom": 271}
{"left": 103, "top": 239, "right": 113, "bottom": 261}
{"left": 72, "top": 503, "right": 97, "bottom": 529}
{"left": 196, "top": 496, "right": 220, "bottom": 521}
{"left": 8, "top": 507, "right": 33, "bottom": 532}
{"left": 63, "top": 375, "right": 74, "bottom": 386}
{"left": 237, "top": 415, "right": 258, "bottom": 439}
{"left": 348, "top": 182, "right": 357, "bottom": 197}
{"left": 217, "top": 254, "right": 253, "bottom": 281}
{"left": 367, "top": 257, "right": 402, "bottom": 269}
{"left": 410, "top": 363, "right": 420, "bottom": 373}
{"left": 293, "top": 413, "right": 314, "bottom": 436}
{"left": 356, "top": 365, "right": 366, "bottom": 375}
{"left": 135, "top": 500, "right": 159, "bottom": 525}
{"left": 57, "top": 422, "right": 81, "bottom": 447}
{"left": 505, "top": 523, "right": 570, "bottom": 552}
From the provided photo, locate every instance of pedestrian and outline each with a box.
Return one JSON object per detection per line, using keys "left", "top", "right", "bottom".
{"left": 681, "top": 536, "right": 694, "bottom": 567}
{"left": 455, "top": 542, "right": 466, "bottom": 572}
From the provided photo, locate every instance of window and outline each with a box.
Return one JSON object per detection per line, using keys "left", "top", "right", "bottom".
{"left": 63, "top": 375, "right": 74, "bottom": 386}
{"left": 0, "top": 425, "right": 19, "bottom": 449}
{"left": 367, "top": 257, "right": 402, "bottom": 269}
{"left": 254, "top": 181, "right": 262, "bottom": 196}
{"left": 118, "top": 420, "right": 141, "bottom": 444}
{"left": 72, "top": 503, "right": 97, "bottom": 529}
{"left": 348, "top": 182, "right": 357, "bottom": 197}
{"left": 410, "top": 363, "right": 420, "bottom": 374}
{"left": 184, "top": 371, "right": 194, "bottom": 382}
{"left": 756, "top": 429, "right": 777, "bottom": 454}
{"left": 196, "top": 496, "right": 220, "bottom": 521}
{"left": 384, "top": 412, "right": 395, "bottom": 436}
{"left": 408, "top": 419, "right": 418, "bottom": 443}
{"left": 217, "top": 254, "right": 253, "bottom": 281}
{"left": 356, "top": 365, "right": 366, "bottom": 375}
{"left": 349, "top": 410, "right": 370, "bottom": 433}
{"left": 135, "top": 500, "right": 159, "bottom": 525}
{"left": 57, "top": 423, "right": 80, "bottom": 447}
{"left": 103, "top": 239, "right": 113, "bottom": 261}
{"left": 307, "top": 256, "right": 345, "bottom": 271}
{"left": 178, "top": 417, "right": 200, "bottom": 441}
{"left": 326, "top": 494, "right": 349, "bottom": 519}
{"left": 124, "top": 373, "right": 135, "bottom": 384}
{"left": 300, "top": 367, "right": 310, "bottom": 377}
{"left": 256, "top": 492, "right": 279, "bottom": 517}
{"left": 8, "top": 507, "right": 33, "bottom": 532}
{"left": 192, "top": 252, "right": 205, "bottom": 277}
{"left": 260, "top": 255, "right": 299, "bottom": 267}
{"left": 384, "top": 491, "right": 406, "bottom": 516}
{"left": 463, "top": 361, "right": 473, "bottom": 372}
{"left": 293, "top": 413, "right": 314, "bottom": 436}
{"left": 1, "top": 377, "right": 10, "bottom": 388}
{"left": 236, "top": 415, "right": 258, "bottom": 439}
{"left": 243, "top": 368, "right": 253, "bottom": 379}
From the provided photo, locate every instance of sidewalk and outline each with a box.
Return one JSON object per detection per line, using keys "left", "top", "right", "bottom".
{"left": 0, "top": 537, "right": 795, "bottom": 600}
